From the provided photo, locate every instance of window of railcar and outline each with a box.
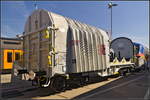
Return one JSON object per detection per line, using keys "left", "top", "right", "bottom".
{"left": 15, "top": 52, "right": 20, "bottom": 61}
{"left": 134, "top": 45, "right": 139, "bottom": 55}
{"left": 7, "top": 52, "right": 12, "bottom": 62}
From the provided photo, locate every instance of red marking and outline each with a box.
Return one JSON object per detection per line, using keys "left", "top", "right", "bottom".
{"left": 69, "top": 40, "right": 80, "bottom": 46}
{"left": 98, "top": 44, "right": 106, "bottom": 55}
{"left": 136, "top": 53, "right": 144, "bottom": 57}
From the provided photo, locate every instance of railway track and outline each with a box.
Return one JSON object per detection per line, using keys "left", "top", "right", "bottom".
{"left": 1, "top": 73, "right": 120, "bottom": 99}
{"left": 1, "top": 71, "right": 147, "bottom": 99}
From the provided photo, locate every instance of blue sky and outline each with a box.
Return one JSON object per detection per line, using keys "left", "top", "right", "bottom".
{"left": 1, "top": 1, "right": 149, "bottom": 47}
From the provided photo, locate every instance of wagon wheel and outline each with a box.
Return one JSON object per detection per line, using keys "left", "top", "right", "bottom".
{"left": 119, "top": 70, "right": 125, "bottom": 76}
{"left": 39, "top": 77, "right": 47, "bottom": 87}
{"left": 51, "top": 76, "right": 66, "bottom": 92}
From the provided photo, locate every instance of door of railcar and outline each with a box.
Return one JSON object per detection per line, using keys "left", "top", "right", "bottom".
{"left": 4, "top": 50, "right": 13, "bottom": 69}
{"left": 3, "top": 49, "right": 22, "bottom": 69}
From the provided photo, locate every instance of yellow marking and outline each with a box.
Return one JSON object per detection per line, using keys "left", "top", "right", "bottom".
{"left": 121, "top": 57, "right": 126, "bottom": 63}
{"left": 113, "top": 57, "right": 119, "bottom": 64}
{"left": 114, "top": 72, "right": 119, "bottom": 75}
{"left": 44, "top": 30, "right": 51, "bottom": 38}
{"left": 48, "top": 55, "right": 52, "bottom": 65}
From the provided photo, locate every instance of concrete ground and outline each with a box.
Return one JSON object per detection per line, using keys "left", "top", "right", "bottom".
{"left": 0, "top": 73, "right": 120, "bottom": 99}
{"left": 74, "top": 71, "right": 150, "bottom": 100}
{"left": 0, "top": 70, "right": 149, "bottom": 100}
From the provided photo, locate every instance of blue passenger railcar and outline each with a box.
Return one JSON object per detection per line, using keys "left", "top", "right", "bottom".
{"left": 133, "top": 42, "right": 146, "bottom": 67}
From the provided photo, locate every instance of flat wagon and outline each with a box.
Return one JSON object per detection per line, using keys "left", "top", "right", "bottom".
{"left": 110, "top": 37, "right": 135, "bottom": 75}
{"left": 110, "top": 37, "right": 149, "bottom": 74}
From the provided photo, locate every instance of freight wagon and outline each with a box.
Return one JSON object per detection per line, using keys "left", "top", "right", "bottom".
{"left": 110, "top": 37, "right": 135, "bottom": 75}
{"left": 110, "top": 37, "right": 149, "bottom": 74}
{"left": 0, "top": 37, "right": 23, "bottom": 74}
{"left": 13, "top": 9, "right": 114, "bottom": 91}
{"left": 14, "top": 9, "right": 145, "bottom": 92}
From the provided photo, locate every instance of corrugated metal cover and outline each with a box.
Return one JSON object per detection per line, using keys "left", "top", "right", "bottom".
{"left": 23, "top": 9, "right": 110, "bottom": 74}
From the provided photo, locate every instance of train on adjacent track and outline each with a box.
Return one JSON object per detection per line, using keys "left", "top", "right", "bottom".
{"left": 0, "top": 37, "right": 23, "bottom": 74}
{"left": 110, "top": 37, "right": 149, "bottom": 75}
{"left": 9, "top": 9, "right": 149, "bottom": 92}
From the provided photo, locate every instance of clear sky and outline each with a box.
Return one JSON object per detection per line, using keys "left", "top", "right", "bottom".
{"left": 1, "top": 1, "right": 149, "bottom": 47}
